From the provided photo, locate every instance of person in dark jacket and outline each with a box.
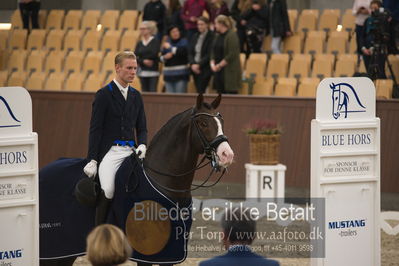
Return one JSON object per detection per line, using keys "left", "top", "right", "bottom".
{"left": 181, "top": 0, "right": 209, "bottom": 41}
{"left": 211, "top": 15, "right": 242, "bottom": 94}
{"left": 143, "top": 0, "right": 166, "bottom": 40}
{"left": 135, "top": 21, "right": 161, "bottom": 92}
{"left": 231, "top": 0, "right": 252, "bottom": 53}
{"left": 19, "top": 0, "right": 41, "bottom": 31}
{"left": 207, "top": 0, "right": 230, "bottom": 29}
{"left": 383, "top": 0, "right": 399, "bottom": 54}
{"left": 267, "top": 0, "right": 292, "bottom": 54}
{"left": 161, "top": 26, "right": 190, "bottom": 93}
{"left": 83, "top": 51, "right": 148, "bottom": 225}
{"left": 199, "top": 207, "right": 280, "bottom": 266}
{"left": 241, "top": 0, "right": 269, "bottom": 54}
{"left": 360, "top": 0, "right": 388, "bottom": 79}
{"left": 165, "top": 0, "right": 185, "bottom": 37}
{"left": 189, "top": 16, "right": 215, "bottom": 93}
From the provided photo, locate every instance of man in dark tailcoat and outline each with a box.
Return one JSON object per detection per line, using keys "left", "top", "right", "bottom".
{"left": 83, "top": 51, "right": 148, "bottom": 225}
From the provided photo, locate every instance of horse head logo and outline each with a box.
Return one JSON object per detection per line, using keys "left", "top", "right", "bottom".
{"left": 0, "top": 96, "right": 21, "bottom": 128}
{"left": 330, "top": 82, "right": 366, "bottom": 119}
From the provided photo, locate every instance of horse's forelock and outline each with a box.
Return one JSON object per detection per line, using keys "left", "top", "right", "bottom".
{"left": 202, "top": 102, "right": 212, "bottom": 110}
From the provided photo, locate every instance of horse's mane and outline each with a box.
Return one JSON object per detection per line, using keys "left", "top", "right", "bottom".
{"left": 148, "top": 103, "right": 213, "bottom": 149}
{"left": 148, "top": 108, "right": 193, "bottom": 148}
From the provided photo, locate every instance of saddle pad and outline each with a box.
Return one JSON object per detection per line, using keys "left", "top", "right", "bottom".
{"left": 112, "top": 155, "right": 193, "bottom": 264}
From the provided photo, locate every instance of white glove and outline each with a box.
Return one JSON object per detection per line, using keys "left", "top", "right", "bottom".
{"left": 136, "top": 144, "right": 147, "bottom": 159}
{"left": 83, "top": 160, "right": 98, "bottom": 178}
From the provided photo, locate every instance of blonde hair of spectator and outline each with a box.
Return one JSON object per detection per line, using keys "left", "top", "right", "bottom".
{"left": 140, "top": 20, "right": 158, "bottom": 36}
{"left": 86, "top": 224, "right": 132, "bottom": 266}
{"left": 215, "top": 15, "right": 235, "bottom": 30}
{"left": 237, "top": 0, "right": 252, "bottom": 13}
{"left": 115, "top": 51, "right": 137, "bottom": 65}
{"left": 209, "top": 0, "right": 223, "bottom": 9}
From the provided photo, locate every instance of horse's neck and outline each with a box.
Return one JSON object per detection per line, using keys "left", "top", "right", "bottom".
{"left": 145, "top": 112, "right": 201, "bottom": 198}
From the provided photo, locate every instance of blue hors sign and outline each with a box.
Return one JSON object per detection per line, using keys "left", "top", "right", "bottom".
{"left": 312, "top": 78, "right": 380, "bottom": 266}
{"left": 330, "top": 82, "right": 366, "bottom": 120}
{"left": 322, "top": 156, "right": 374, "bottom": 177}
{"left": 0, "top": 87, "right": 32, "bottom": 136}
{"left": 0, "top": 181, "right": 30, "bottom": 201}
{"left": 0, "top": 86, "right": 38, "bottom": 266}
{"left": 0, "top": 145, "right": 34, "bottom": 171}
{"left": 316, "top": 78, "right": 375, "bottom": 121}
{"left": 0, "top": 96, "right": 21, "bottom": 128}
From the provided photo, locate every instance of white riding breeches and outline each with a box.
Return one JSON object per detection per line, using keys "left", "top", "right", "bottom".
{"left": 98, "top": 146, "right": 133, "bottom": 199}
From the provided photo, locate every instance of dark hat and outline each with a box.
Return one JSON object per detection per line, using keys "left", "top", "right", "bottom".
{"left": 74, "top": 174, "right": 100, "bottom": 207}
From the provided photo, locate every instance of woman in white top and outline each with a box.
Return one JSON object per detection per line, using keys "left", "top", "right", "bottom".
{"left": 135, "top": 21, "right": 161, "bottom": 92}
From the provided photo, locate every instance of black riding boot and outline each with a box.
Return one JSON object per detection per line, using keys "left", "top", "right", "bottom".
{"left": 95, "top": 190, "right": 112, "bottom": 225}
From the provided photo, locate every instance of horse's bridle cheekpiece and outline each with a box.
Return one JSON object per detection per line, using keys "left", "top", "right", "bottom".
{"left": 191, "top": 111, "right": 228, "bottom": 171}
{"left": 140, "top": 109, "right": 229, "bottom": 193}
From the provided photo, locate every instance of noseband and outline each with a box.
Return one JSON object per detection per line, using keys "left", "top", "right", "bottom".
{"left": 191, "top": 111, "right": 229, "bottom": 169}
{"left": 140, "top": 110, "right": 229, "bottom": 193}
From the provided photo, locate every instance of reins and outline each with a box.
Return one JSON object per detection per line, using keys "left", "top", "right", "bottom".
{"left": 136, "top": 110, "right": 229, "bottom": 193}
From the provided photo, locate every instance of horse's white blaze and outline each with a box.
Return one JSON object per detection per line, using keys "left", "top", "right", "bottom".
{"left": 214, "top": 117, "right": 234, "bottom": 167}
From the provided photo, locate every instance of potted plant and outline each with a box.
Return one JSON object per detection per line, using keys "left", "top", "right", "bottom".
{"left": 244, "top": 119, "right": 282, "bottom": 165}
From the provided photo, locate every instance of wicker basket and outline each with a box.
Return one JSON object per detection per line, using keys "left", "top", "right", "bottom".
{"left": 249, "top": 134, "right": 280, "bottom": 165}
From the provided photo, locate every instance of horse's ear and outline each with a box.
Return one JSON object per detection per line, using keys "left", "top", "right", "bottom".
{"left": 196, "top": 93, "right": 204, "bottom": 110}
{"left": 211, "top": 94, "right": 222, "bottom": 109}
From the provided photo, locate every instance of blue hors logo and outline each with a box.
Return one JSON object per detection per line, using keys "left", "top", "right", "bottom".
{"left": 0, "top": 96, "right": 21, "bottom": 128}
{"left": 330, "top": 82, "right": 366, "bottom": 119}
{"left": 0, "top": 249, "right": 22, "bottom": 260}
{"left": 328, "top": 219, "right": 366, "bottom": 230}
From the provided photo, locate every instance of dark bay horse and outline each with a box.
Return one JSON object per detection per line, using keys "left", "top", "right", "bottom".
{"left": 39, "top": 94, "right": 234, "bottom": 266}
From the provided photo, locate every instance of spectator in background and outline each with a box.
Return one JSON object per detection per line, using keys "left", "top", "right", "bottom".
{"left": 135, "top": 21, "right": 161, "bottom": 92}
{"left": 267, "top": 0, "right": 292, "bottom": 54}
{"left": 86, "top": 224, "right": 132, "bottom": 266}
{"left": 143, "top": 0, "right": 166, "bottom": 40}
{"left": 19, "top": 0, "right": 41, "bottom": 31}
{"left": 207, "top": 0, "right": 230, "bottom": 29}
{"left": 161, "top": 26, "right": 190, "bottom": 93}
{"left": 181, "top": 0, "right": 209, "bottom": 41}
{"left": 383, "top": 0, "right": 399, "bottom": 54}
{"left": 231, "top": 0, "right": 253, "bottom": 53}
{"left": 241, "top": 0, "right": 269, "bottom": 55}
{"left": 353, "top": 0, "right": 372, "bottom": 54}
{"left": 165, "top": 0, "right": 185, "bottom": 37}
{"left": 360, "top": 0, "right": 387, "bottom": 79}
{"left": 211, "top": 15, "right": 242, "bottom": 94}
{"left": 189, "top": 17, "right": 214, "bottom": 93}
{"left": 199, "top": 207, "right": 280, "bottom": 266}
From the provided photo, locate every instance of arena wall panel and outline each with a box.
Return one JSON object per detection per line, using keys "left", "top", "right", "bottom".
{"left": 30, "top": 91, "right": 399, "bottom": 193}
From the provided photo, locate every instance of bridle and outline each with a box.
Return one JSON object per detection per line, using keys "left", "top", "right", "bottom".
{"left": 140, "top": 110, "right": 229, "bottom": 193}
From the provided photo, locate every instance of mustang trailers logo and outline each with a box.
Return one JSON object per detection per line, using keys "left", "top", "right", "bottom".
{"left": 328, "top": 219, "right": 366, "bottom": 229}
{"left": 0, "top": 249, "right": 22, "bottom": 260}
{"left": 330, "top": 82, "right": 366, "bottom": 119}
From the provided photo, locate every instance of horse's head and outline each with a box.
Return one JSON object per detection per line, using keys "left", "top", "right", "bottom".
{"left": 330, "top": 83, "right": 340, "bottom": 119}
{"left": 192, "top": 94, "right": 234, "bottom": 169}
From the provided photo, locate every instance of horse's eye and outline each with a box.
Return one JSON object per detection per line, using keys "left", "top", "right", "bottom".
{"left": 200, "top": 121, "right": 208, "bottom": 127}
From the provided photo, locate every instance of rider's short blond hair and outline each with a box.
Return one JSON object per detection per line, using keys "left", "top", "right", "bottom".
{"left": 115, "top": 51, "right": 136, "bottom": 66}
